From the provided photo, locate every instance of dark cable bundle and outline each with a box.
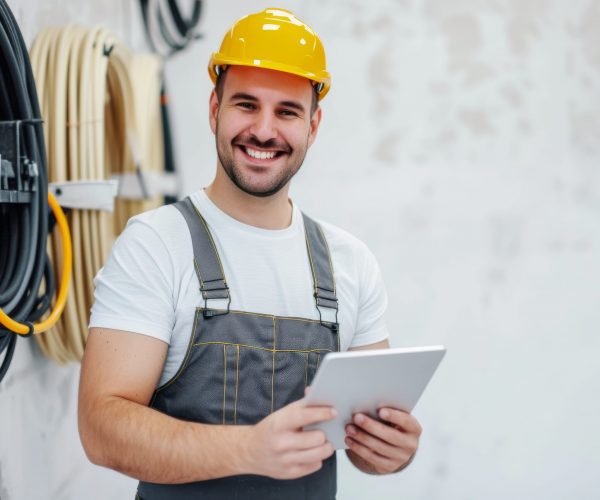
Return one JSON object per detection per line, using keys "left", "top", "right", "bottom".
{"left": 138, "top": 1, "right": 194, "bottom": 206}
{"left": 160, "top": 82, "right": 177, "bottom": 205}
{"left": 0, "top": 0, "right": 50, "bottom": 383}
{"left": 139, "top": 0, "right": 203, "bottom": 57}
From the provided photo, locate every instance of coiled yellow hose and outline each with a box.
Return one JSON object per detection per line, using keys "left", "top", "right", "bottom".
{"left": 0, "top": 192, "right": 72, "bottom": 335}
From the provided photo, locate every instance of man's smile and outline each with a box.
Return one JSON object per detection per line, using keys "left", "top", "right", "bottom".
{"left": 235, "top": 143, "right": 290, "bottom": 164}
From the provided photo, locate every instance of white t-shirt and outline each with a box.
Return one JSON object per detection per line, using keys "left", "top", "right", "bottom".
{"left": 90, "top": 190, "right": 389, "bottom": 386}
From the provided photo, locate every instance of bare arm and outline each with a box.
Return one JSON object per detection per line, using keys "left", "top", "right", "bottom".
{"left": 79, "top": 327, "right": 336, "bottom": 484}
{"left": 344, "top": 339, "right": 421, "bottom": 475}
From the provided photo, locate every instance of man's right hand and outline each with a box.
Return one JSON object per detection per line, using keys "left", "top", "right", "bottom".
{"left": 244, "top": 397, "right": 337, "bottom": 479}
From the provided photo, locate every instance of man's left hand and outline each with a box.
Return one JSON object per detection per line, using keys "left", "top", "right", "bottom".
{"left": 345, "top": 408, "right": 421, "bottom": 474}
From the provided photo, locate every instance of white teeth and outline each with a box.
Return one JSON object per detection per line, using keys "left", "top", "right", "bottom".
{"left": 245, "top": 147, "right": 276, "bottom": 160}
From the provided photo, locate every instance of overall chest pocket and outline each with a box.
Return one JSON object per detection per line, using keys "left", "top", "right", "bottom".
{"left": 156, "top": 310, "right": 339, "bottom": 425}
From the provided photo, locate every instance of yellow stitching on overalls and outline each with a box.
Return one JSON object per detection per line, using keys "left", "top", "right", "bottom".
{"left": 234, "top": 345, "right": 240, "bottom": 424}
{"left": 192, "top": 341, "right": 333, "bottom": 354}
{"left": 193, "top": 257, "right": 205, "bottom": 289}
{"left": 317, "top": 352, "right": 321, "bottom": 370}
{"left": 193, "top": 307, "right": 329, "bottom": 325}
{"left": 223, "top": 344, "right": 227, "bottom": 424}
{"left": 304, "top": 222, "right": 319, "bottom": 294}
{"left": 271, "top": 317, "right": 276, "bottom": 413}
{"left": 316, "top": 223, "right": 336, "bottom": 295}
{"left": 152, "top": 310, "right": 201, "bottom": 399}
{"left": 192, "top": 204, "right": 229, "bottom": 282}
{"left": 304, "top": 352, "right": 309, "bottom": 389}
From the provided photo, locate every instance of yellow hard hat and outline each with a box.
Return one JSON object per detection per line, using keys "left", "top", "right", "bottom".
{"left": 208, "top": 8, "right": 331, "bottom": 100}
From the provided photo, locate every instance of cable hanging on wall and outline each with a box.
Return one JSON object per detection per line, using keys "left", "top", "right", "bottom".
{"left": 29, "top": 26, "right": 164, "bottom": 363}
{"left": 138, "top": 0, "right": 201, "bottom": 206}
{"left": 139, "top": 0, "right": 203, "bottom": 58}
{"left": 105, "top": 42, "right": 165, "bottom": 233}
{"left": 0, "top": 0, "right": 72, "bottom": 384}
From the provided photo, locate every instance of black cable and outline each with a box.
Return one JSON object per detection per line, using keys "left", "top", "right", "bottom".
{"left": 160, "top": 82, "right": 177, "bottom": 205}
{"left": 0, "top": 0, "right": 50, "bottom": 384}
{"left": 167, "top": 0, "right": 202, "bottom": 38}
{"left": 138, "top": 0, "right": 203, "bottom": 57}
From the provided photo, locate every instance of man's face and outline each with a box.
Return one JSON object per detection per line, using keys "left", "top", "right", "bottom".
{"left": 209, "top": 65, "right": 321, "bottom": 198}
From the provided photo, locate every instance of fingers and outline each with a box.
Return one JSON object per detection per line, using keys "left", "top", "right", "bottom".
{"left": 293, "top": 441, "right": 335, "bottom": 465}
{"left": 345, "top": 423, "right": 403, "bottom": 458}
{"left": 351, "top": 413, "right": 404, "bottom": 447}
{"left": 345, "top": 410, "right": 420, "bottom": 471}
{"left": 295, "top": 428, "right": 329, "bottom": 450}
{"left": 344, "top": 436, "right": 407, "bottom": 474}
{"left": 378, "top": 408, "right": 423, "bottom": 436}
{"left": 283, "top": 402, "right": 337, "bottom": 430}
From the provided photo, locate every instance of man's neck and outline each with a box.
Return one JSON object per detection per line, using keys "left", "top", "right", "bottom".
{"left": 204, "top": 177, "right": 293, "bottom": 230}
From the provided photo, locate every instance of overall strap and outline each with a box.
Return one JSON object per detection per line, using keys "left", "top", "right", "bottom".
{"left": 302, "top": 213, "right": 338, "bottom": 331}
{"left": 174, "top": 197, "right": 230, "bottom": 316}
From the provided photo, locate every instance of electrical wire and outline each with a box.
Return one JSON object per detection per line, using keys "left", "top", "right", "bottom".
{"left": 30, "top": 27, "right": 164, "bottom": 363}
{"left": 0, "top": 192, "right": 72, "bottom": 335}
{"left": 0, "top": 0, "right": 70, "bottom": 383}
{"left": 106, "top": 43, "right": 164, "bottom": 233}
{"left": 30, "top": 26, "right": 115, "bottom": 363}
{"left": 139, "top": 0, "right": 203, "bottom": 58}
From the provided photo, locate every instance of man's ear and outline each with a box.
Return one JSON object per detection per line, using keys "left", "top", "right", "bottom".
{"left": 307, "top": 106, "right": 322, "bottom": 148}
{"left": 208, "top": 89, "right": 219, "bottom": 134}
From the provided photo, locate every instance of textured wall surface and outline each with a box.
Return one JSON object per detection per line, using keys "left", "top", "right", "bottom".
{"left": 1, "top": 1, "right": 599, "bottom": 499}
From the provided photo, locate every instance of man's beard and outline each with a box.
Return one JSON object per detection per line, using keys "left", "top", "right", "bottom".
{"left": 216, "top": 128, "right": 308, "bottom": 198}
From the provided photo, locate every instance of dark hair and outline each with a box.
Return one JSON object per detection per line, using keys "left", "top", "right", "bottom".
{"left": 214, "top": 67, "right": 320, "bottom": 116}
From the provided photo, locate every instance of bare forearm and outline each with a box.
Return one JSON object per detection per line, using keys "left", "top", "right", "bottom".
{"left": 79, "top": 396, "right": 252, "bottom": 484}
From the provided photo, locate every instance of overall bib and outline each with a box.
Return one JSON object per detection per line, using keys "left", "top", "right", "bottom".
{"left": 137, "top": 198, "right": 340, "bottom": 500}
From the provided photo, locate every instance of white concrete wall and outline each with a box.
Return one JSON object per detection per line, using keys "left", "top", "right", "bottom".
{"left": 1, "top": 0, "right": 599, "bottom": 499}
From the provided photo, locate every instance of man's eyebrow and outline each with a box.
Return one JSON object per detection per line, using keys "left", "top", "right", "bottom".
{"left": 229, "top": 93, "right": 305, "bottom": 113}
{"left": 230, "top": 92, "right": 258, "bottom": 102}
{"left": 279, "top": 100, "right": 305, "bottom": 113}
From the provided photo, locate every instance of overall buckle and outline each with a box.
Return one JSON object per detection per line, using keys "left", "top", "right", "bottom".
{"left": 200, "top": 279, "right": 231, "bottom": 319}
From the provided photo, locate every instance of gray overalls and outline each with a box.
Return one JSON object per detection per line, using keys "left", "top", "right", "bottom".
{"left": 137, "top": 197, "right": 340, "bottom": 500}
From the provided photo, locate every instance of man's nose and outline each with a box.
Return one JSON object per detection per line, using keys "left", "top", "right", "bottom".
{"left": 248, "top": 109, "right": 277, "bottom": 143}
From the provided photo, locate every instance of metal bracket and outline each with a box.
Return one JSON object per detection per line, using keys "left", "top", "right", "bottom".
{"left": 48, "top": 180, "right": 119, "bottom": 212}
{"left": 113, "top": 171, "right": 178, "bottom": 200}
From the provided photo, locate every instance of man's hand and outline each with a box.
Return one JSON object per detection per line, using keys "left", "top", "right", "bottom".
{"left": 345, "top": 408, "right": 421, "bottom": 474}
{"left": 245, "top": 397, "right": 337, "bottom": 480}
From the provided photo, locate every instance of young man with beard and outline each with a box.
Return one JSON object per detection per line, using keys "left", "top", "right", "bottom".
{"left": 79, "top": 8, "right": 421, "bottom": 500}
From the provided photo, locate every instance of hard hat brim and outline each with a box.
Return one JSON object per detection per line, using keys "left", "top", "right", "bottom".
{"left": 208, "top": 53, "right": 331, "bottom": 101}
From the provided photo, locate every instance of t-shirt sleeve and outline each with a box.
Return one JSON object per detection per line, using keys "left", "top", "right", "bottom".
{"left": 348, "top": 246, "right": 390, "bottom": 348}
{"left": 88, "top": 218, "right": 175, "bottom": 344}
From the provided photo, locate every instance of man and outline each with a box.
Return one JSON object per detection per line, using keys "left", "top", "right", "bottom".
{"left": 79, "top": 8, "right": 421, "bottom": 500}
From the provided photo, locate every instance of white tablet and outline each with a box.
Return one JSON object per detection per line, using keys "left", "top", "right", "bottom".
{"left": 304, "top": 345, "right": 446, "bottom": 449}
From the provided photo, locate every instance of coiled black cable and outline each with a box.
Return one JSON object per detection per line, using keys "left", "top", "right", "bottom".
{"left": 139, "top": 0, "right": 203, "bottom": 57}
{"left": 0, "top": 0, "right": 51, "bottom": 384}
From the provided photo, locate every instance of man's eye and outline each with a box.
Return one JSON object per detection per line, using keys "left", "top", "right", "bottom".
{"left": 279, "top": 109, "right": 298, "bottom": 117}
{"left": 238, "top": 102, "right": 256, "bottom": 110}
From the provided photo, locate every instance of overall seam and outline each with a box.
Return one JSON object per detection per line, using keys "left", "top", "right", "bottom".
{"left": 316, "top": 223, "right": 337, "bottom": 295}
{"left": 304, "top": 351, "right": 309, "bottom": 389}
{"left": 152, "top": 309, "right": 201, "bottom": 399}
{"left": 271, "top": 317, "right": 276, "bottom": 413}
{"left": 191, "top": 203, "right": 228, "bottom": 282}
{"left": 192, "top": 341, "right": 333, "bottom": 354}
{"left": 222, "top": 344, "right": 227, "bottom": 424}
{"left": 304, "top": 223, "right": 319, "bottom": 294}
{"left": 234, "top": 345, "right": 240, "bottom": 424}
